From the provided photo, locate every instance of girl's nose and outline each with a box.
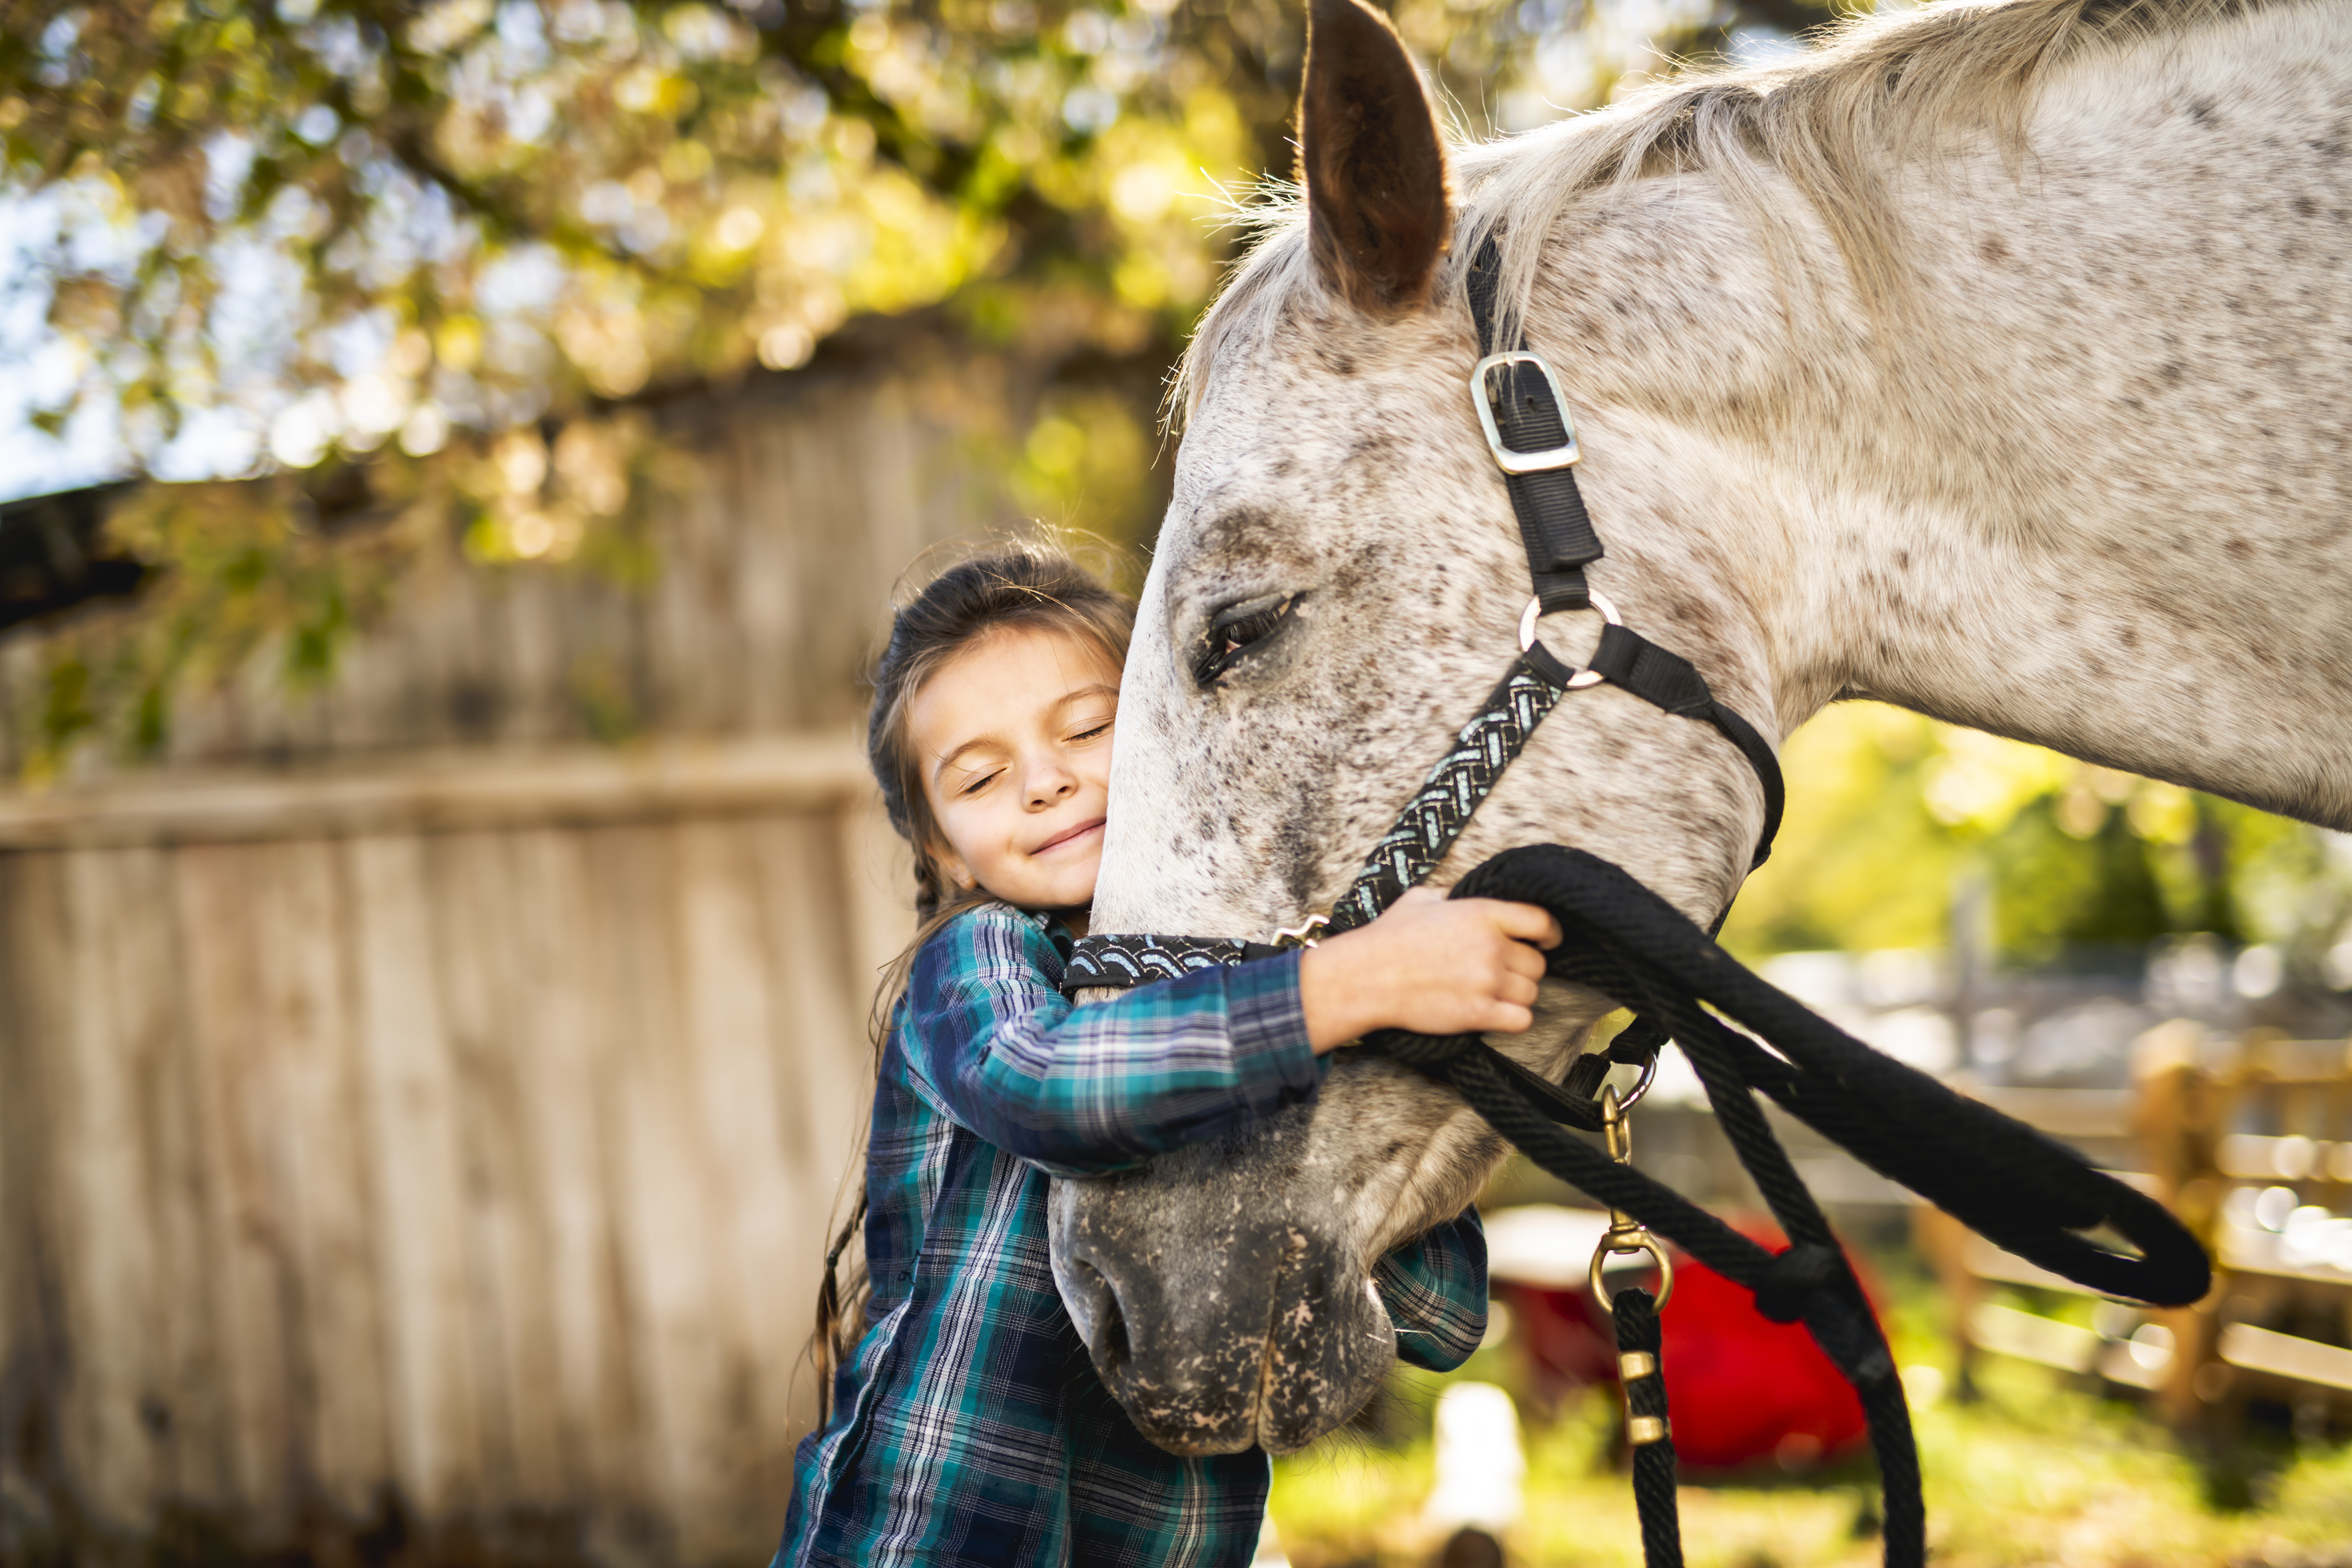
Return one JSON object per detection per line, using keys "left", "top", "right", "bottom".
{"left": 1025, "top": 759, "right": 1078, "bottom": 808}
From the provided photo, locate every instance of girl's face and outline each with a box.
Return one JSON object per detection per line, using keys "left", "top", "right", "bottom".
{"left": 908, "top": 624, "right": 1121, "bottom": 919}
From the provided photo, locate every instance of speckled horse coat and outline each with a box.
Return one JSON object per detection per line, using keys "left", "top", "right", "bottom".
{"left": 1049, "top": 0, "right": 2352, "bottom": 1457}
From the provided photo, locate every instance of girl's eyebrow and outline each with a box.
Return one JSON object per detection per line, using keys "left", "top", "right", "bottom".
{"left": 1055, "top": 681, "right": 1120, "bottom": 711}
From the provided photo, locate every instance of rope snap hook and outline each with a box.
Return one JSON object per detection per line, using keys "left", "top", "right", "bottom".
{"left": 1589, "top": 1086, "right": 1676, "bottom": 1314}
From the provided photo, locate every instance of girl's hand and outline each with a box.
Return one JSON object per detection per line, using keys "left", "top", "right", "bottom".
{"left": 1298, "top": 887, "right": 1562, "bottom": 1053}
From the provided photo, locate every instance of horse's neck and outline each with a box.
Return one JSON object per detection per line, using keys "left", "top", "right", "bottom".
{"left": 1556, "top": 3, "right": 2352, "bottom": 829}
{"left": 1797, "top": 479, "right": 2352, "bottom": 829}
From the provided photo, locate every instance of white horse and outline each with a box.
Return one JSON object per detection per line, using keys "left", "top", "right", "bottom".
{"left": 1050, "top": 0, "right": 2352, "bottom": 1457}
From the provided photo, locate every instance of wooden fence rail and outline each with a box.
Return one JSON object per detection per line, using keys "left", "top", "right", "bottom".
{"left": 1918, "top": 1028, "right": 2352, "bottom": 1434}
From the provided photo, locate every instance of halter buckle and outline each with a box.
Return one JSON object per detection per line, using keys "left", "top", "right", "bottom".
{"left": 1472, "top": 351, "right": 1582, "bottom": 475}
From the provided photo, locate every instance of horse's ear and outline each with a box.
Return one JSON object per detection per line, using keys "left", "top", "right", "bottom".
{"left": 1298, "top": 0, "right": 1451, "bottom": 313}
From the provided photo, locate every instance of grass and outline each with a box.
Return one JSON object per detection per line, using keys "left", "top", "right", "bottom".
{"left": 1266, "top": 1277, "right": 2352, "bottom": 1568}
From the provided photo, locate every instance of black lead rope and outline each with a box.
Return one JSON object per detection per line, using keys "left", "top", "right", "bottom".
{"left": 1614, "top": 1289, "right": 1682, "bottom": 1568}
{"left": 1359, "top": 844, "right": 2212, "bottom": 1568}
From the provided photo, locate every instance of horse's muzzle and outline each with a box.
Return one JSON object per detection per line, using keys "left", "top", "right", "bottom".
{"left": 1046, "top": 1117, "right": 1396, "bottom": 1456}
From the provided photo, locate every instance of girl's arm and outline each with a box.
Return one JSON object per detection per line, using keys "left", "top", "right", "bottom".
{"left": 1375, "top": 1208, "right": 1490, "bottom": 1373}
{"left": 900, "top": 904, "right": 1320, "bottom": 1176}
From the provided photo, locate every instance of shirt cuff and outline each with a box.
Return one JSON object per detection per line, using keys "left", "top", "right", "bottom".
{"left": 1225, "top": 950, "right": 1325, "bottom": 1103}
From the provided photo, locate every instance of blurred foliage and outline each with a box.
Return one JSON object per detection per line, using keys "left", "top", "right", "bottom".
{"left": 0, "top": 0, "right": 1836, "bottom": 475}
{"left": 1720, "top": 701, "right": 2352, "bottom": 977}
{"left": 28, "top": 472, "right": 387, "bottom": 778}
{"left": 8, "top": 407, "right": 686, "bottom": 772}
{"left": 0, "top": 0, "right": 1840, "bottom": 769}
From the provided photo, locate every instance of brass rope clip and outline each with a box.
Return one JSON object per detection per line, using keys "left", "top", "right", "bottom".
{"left": 1588, "top": 1085, "right": 1675, "bottom": 1316}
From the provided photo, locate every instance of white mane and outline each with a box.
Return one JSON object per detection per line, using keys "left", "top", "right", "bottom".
{"left": 1176, "top": 0, "right": 2289, "bottom": 421}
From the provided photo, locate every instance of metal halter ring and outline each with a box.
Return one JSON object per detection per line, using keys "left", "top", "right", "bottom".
{"left": 1611, "top": 1048, "right": 1661, "bottom": 1114}
{"left": 1590, "top": 1230, "right": 1676, "bottom": 1315}
{"left": 1518, "top": 590, "right": 1621, "bottom": 690}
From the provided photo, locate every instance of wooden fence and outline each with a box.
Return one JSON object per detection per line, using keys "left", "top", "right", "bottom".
{"left": 0, "top": 743, "right": 910, "bottom": 1564}
{"left": 0, "top": 352, "right": 1066, "bottom": 1563}
{"left": 1917, "top": 1027, "right": 2352, "bottom": 1432}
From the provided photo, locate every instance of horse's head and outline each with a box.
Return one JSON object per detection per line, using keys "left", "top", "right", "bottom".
{"left": 1047, "top": 0, "right": 1784, "bottom": 1455}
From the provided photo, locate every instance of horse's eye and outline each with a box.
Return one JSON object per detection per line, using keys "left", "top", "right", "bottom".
{"left": 1193, "top": 595, "right": 1297, "bottom": 687}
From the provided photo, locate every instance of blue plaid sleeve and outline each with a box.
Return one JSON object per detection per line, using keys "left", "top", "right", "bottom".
{"left": 1375, "top": 1208, "right": 1489, "bottom": 1373}
{"left": 900, "top": 903, "right": 1322, "bottom": 1177}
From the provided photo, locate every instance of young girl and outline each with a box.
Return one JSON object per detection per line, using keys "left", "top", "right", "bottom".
{"left": 782, "top": 545, "right": 1560, "bottom": 1567}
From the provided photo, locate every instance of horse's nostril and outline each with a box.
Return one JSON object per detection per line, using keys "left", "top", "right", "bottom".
{"left": 1067, "top": 1257, "right": 1131, "bottom": 1376}
{"left": 1073, "top": 1260, "right": 1134, "bottom": 1382}
{"left": 1097, "top": 1295, "right": 1131, "bottom": 1376}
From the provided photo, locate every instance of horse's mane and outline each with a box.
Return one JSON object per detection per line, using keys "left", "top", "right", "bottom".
{"left": 1174, "top": 0, "right": 2277, "bottom": 422}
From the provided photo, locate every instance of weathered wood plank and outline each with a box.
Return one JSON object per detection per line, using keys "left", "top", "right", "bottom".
{"left": 172, "top": 845, "right": 301, "bottom": 1532}
{"left": 51, "top": 849, "right": 165, "bottom": 1526}
{"left": 251, "top": 840, "right": 395, "bottom": 1515}
{"left": 670, "top": 459, "right": 747, "bottom": 737}
{"left": 839, "top": 792, "right": 917, "bottom": 1010}
{"left": 670, "top": 820, "right": 801, "bottom": 1551}
{"left": 343, "top": 834, "right": 485, "bottom": 1517}
{"left": 588, "top": 823, "right": 727, "bottom": 1552}
{"left": 725, "top": 418, "right": 798, "bottom": 736}
{"left": 752, "top": 813, "right": 877, "bottom": 1460}
{"left": 0, "top": 857, "right": 39, "bottom": 1481}
{"left": 0, "top": 855, "right": 74, "bottom": 1500}
{"left": 112, "top": 845, "right": 236, "bottom": 1511}
{"left": 776, "top": 397, "right": 892, "bottom": 736}
{"left": 500, "top": 571, "right": 566, "bottom": 747}
{"left": 424, "top": 831, "right": 566, "bottom": 1505}
{"left": 504, "top": 826, "right": 641, "bottom": 1507}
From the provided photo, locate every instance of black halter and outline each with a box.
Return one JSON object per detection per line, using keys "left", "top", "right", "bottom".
{"left": 1068, "top": 238, "right": 1783, "bottom": 989}
{"left": 1064, "top": 236, "right": 2209, "bottom": 1568}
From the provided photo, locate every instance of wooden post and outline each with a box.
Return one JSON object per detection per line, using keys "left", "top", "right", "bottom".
{"left": 1910, "top": 1205, "right": 1985, "bottom": 1401}
{"left": 2130, "top": 1021, "right": 2223, "bottom": 1434}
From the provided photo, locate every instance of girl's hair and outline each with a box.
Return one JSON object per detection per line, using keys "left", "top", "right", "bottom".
{"left": 866, "top": 540, "right": 1136, "bottom": 922}
{"left": 809, "top": 540, "right": 1135, "bottom": 1423}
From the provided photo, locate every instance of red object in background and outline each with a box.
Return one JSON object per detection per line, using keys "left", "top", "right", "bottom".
{"left": 1496, "top": 1218, "right": 1875, "bottom": 1471}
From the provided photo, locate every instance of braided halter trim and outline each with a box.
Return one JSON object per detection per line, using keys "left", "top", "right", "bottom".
{"left": 1065, "top": 656, "right": 1563, "bottom": 988}
{"left": 1330, "top": 659, "right": 1562, "bottom": 932}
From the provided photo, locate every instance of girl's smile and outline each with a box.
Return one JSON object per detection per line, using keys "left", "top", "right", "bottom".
{"left": 1033, "top": 816, "right": 1106, "bottom": 856}
{"left": 907, "top": 624, "right": 1122, "bottom": 924}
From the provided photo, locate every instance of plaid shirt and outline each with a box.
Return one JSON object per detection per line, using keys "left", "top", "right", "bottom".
{"left": 780, "top": 902, "right": 1488, "bottom": 1568}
